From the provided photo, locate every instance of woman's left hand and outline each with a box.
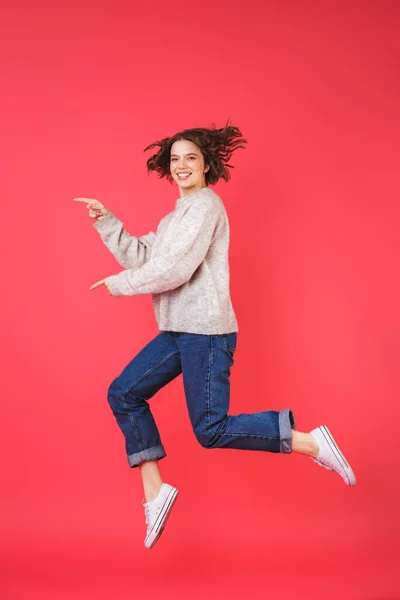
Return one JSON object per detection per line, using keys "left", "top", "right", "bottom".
{"left": 90, "top": 277, "right": 114, "bottom": 295}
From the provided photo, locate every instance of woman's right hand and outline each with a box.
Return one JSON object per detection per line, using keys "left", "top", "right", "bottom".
{"left": 73, "top": 197, "right": 110, "bottom": 220}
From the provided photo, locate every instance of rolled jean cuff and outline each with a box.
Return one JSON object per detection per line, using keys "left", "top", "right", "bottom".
{"left": 127, "top": 444, "right": 167, "bottom": 468}
{"left": 279, "top": 408, "right": 296, "bottom": 454}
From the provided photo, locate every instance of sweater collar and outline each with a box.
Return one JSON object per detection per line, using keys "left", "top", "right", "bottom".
{"left": 175, "top": 186, "right": 211, "bottom": 209}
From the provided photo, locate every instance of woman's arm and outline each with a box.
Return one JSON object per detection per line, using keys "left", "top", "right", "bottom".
{"left": 73, "top": 196, "right": 156, "bottom": 270}
{"left": 93, "top": 212, "right": 156, "bottom": 270}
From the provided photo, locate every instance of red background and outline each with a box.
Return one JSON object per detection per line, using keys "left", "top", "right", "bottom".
{"left": 1, "top": 0, "right": 399, "bottom": 598}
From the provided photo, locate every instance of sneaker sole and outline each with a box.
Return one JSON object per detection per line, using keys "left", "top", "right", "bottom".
{"left": 320, "top": 425, "right": 356, "bottom": 486}
{"left": 145, "top": 488, "right": 179, "bottom": 549}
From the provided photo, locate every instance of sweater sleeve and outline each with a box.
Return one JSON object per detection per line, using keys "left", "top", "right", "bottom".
{"left": 106, "top": 196, "right": 220, "bottom": 297}
{"left": 93, "top": 212, "right": 156, "bottom": 270}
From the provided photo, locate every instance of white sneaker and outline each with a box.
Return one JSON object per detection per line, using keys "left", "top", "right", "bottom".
{"left": 310, "top": 425, "right": 356, "bottom": 486}
{"left": 142, "top": 483, "right": 179, "bottom": 549}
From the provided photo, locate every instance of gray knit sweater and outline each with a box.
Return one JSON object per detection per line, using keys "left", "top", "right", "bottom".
{"left": 93, "top": 186, "right": 239, "bottom": 334}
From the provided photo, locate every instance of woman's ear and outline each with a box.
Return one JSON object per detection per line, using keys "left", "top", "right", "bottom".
{"left": 204, "top": 164, "right": 210, "bottom": 173}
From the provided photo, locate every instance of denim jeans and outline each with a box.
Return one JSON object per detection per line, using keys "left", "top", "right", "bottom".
{"left": 107, "top": 331, "right": 296, "bottom": 468}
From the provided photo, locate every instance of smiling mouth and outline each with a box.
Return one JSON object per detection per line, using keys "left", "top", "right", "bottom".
{"left": 177, "top": 173, "right": 191, "bottom": 179}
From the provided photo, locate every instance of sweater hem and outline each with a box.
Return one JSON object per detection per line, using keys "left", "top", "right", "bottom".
{"left": 159, "top": 325, "right": 239, "bottom": 335}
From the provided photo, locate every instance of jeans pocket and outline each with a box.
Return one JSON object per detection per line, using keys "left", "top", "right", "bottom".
{"left": 223, "top": 332, "right": 237, "bottom": 354}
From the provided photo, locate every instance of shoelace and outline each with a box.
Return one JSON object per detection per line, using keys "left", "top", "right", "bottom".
{"left": 144, "top": 502, "right": 161, "bottom": 528}
{"left": 313, "top": 456, "right": 349, "bottom": 484}
{"left": 144, "top": 503, "right": 151, "bottom": 526}
{"left": 312, "top": 456, "right": 334, "bottom": 471}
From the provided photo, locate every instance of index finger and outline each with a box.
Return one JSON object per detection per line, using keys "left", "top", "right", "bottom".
{"left": 89, "top": 279, "right": 105, "bottom": 290}
{"left": 73, "top": 197, "right": 98, "bottom": 204}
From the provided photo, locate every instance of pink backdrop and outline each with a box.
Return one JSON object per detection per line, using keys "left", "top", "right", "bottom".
{"left": 1, "top": 0, "right": 399, "bottom": 598}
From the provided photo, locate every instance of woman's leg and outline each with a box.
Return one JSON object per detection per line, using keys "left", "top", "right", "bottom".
{"left": 139, "top": 460, "right": 163, "bottom": 502}
{"left": 178, "top": 331, "right": 355, "bottom": 485}
{"left": 106, "top": 331, "right": 182, "bottom": 501}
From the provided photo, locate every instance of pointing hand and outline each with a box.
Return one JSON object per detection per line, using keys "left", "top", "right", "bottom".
{"left": 73, "top": 197, "right": 110, "bottom": 220}
{"left": 90, "top": 277, "right": 114, "bottom": 295}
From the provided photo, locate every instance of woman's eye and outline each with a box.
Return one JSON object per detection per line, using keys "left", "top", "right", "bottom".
{"left": 171, "top": 156, "right": 196, "bottom": 162}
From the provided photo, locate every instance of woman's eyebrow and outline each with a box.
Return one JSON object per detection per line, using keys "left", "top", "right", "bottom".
{"left": 170, "top": 152, "right": 198, "bottom": 158}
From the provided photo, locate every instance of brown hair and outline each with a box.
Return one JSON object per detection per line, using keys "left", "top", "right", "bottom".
{"left": 144, "top": 119, "right": 247, "bottom": 185}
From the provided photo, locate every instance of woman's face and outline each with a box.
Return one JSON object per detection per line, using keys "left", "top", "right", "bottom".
{"left": 170, "top": 139, "right": 210, "bottom": 197}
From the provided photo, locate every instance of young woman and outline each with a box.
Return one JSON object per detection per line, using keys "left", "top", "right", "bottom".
{"left": 74, "top": 121, "right": 356, "bottom": 550}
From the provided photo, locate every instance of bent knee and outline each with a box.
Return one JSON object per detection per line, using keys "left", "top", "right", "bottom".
{"left": 195, "top": 431, "right": 217, "bottom": 449}
{"left": 107, "top": 377, "right": 124, "bottom": 411}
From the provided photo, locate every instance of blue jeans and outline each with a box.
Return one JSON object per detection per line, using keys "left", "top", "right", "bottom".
{"left": 107, "top": 331, "right": 296, "bottom": 468}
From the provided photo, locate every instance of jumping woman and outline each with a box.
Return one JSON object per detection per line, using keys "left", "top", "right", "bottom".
{"left": 73, "top": 121, "right": 356, "bottom": 550}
